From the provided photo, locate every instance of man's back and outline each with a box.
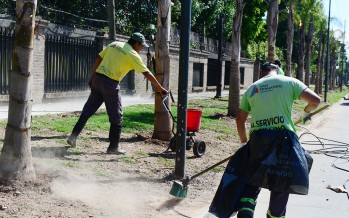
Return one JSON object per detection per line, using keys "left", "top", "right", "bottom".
{"left": 240, "top": 75, "right": 307, "bottom": 133}
{"left": 96, "top": 41, "right": 148, "bottom": 81}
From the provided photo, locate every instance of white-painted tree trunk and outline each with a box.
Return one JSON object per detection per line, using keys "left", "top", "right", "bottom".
{"left": 228, "top": 0, "right": 244, "bottom": 117}
{"left": 0, "top": 0, "right": 37, "bottom": 182}
{"left": 152, "top": 0, "right": 172, "bottom": 141}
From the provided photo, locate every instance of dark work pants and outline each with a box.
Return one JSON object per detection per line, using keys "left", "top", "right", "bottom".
{"left": 81, "top": 74, "right": 122, "bottom": 125}
{"left": 237, "top": 184, "right": 289, "bottom": 218}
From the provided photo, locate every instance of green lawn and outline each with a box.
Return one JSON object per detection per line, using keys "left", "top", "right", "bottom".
{"left": 0, "top": 88, "right": 346, "bottom": 136}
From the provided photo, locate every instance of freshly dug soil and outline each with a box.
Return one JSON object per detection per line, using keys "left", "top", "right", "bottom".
{"left": 0, "top": 109, "right": 303, "bottom": 218}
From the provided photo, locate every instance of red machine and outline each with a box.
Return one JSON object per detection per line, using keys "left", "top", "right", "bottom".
{"left": 162, "top": 93, "right": 206, "bottom": 157}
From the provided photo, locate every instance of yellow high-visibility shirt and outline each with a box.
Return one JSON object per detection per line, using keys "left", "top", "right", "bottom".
{"left": 96, "top": 41, "right": 148, "bottom": 81}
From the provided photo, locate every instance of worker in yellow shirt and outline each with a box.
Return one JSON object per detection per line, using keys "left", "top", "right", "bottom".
{"left": 67, "top": 32, "right": 167, "bottom": 154}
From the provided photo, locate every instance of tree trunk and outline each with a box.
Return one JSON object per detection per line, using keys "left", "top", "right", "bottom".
{"left": 304, "top": 15, "right": 314, "bottom": 86}
{"left": 152, "top": 0, "right": 172, "bottom": 141}
{"left": 297, "top": 25, "right": 305, "bottom": 82}
{"left": 314, "top": 28, "right": 323, "bottom": 94}
{"left": 253, "top": 57, "right": 260, "bottom": 82}
{"left": 0, "top": 0, "right": 37, "bottom": 182}
{"left": 267, "top": 0, "right": 279, "bottom": 62}
{"left": 319, "top": 33, "right": 325, "bottom": 94}
{"left": 228, "top": 0, "right": 244, "bottom": 117}
{"left": 329, "top": 56, "right": 337, "bottom": 90}
{"left": 286, "top": 0, "right": 295, "bottom": 77}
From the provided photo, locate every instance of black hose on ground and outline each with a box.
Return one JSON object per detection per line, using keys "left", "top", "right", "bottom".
{"left": 297, "top": 125, "right": 349, "bottom": 199}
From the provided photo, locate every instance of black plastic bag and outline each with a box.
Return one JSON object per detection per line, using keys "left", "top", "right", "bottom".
{"left": 247, "top": 129, "right": 312, "bottom": 195}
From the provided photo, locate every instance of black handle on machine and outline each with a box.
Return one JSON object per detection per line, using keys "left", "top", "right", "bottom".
{"left": 161, "top": 91, "right": 176, "bottom": 123}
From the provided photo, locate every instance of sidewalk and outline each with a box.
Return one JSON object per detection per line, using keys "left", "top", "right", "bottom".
{"left": 0, "top": 90, "right": 230, "bottom": 120}
{"left": 252, "top": 99, "right": 349, "bottom": 218}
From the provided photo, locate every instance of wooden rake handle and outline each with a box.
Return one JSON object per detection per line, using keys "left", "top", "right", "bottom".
{"left": 189, "top": 154, "right": 234, "bottom": 181}
{"left": 294, "top": 104, "right": 329, "bottom": 125}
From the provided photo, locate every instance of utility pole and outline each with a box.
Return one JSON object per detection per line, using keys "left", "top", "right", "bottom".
{"left": 325, "top": 0, "right": 331, "bottom": 102}
{"left": 215, "top": 14, "right": 224, "bottom": 98}
{"left": 175, "top": 0, "right": 192, "bottom": 178}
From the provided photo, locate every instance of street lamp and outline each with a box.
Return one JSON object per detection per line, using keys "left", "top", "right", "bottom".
{"left": 214, "top": 13, "right": 224, "bottom": 99}
{"left": 146, "top": 0, "right": 156, "bottom": 92}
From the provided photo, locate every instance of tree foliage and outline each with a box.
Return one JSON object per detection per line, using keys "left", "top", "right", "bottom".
{"left": 2, "top": 0, "right": 267, "bottom": 48}
{"left": 241, "top": 0, "right": 268, "bottom": 52}
{"left": 1, "top": 0, "right": 343, "bottom": 81}
{"left": 171, "top": 0, "right": 235, "bottom": 40}
{"left": 0, "top": 0, "right": 15, "bottom": 15}
{"left": 37, "top": 0, "right": 108, "bottom": 30}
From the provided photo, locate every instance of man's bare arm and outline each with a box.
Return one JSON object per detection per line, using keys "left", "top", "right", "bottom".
{"left": 236, "top": 109, "right": 249, "bottom": 143}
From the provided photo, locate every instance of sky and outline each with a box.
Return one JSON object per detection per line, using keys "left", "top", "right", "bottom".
{"left": 322, "top": 0, "right": 349, "bottom": 44}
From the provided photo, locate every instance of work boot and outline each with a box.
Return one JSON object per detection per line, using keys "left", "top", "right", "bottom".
{"left": 67, "top": 134, "right": 78, "bottom": 147}
{"left": 107, "top": 146, "right": 126, "bottom": 155}
{"left": 106, "top": 123, "right": 125, "bottom": 155}
{"left": 67, "top": 114, "right": 89, "bottom": 147}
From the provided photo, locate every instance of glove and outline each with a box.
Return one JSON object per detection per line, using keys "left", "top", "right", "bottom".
{"left": 301, "top": 111, "right": 311, "bottom": 124}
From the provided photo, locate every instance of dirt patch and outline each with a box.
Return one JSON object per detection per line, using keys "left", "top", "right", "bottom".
{"left": 0, "top": 110, "right": 303, "bottom": 218}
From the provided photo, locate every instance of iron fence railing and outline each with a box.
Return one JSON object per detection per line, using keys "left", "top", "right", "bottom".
{"left": 44, "top": 35, "right": 98, "bottom": 93}
{"left": 0, "top": 26, "right": 13, "bottom": 95}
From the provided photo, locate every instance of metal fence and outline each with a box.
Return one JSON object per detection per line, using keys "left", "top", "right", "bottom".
{"left": 44, "top": 35, "right": 98, "bottom": 93}
{"left": 0, "top": 26, "right": 13, "bottom": 95}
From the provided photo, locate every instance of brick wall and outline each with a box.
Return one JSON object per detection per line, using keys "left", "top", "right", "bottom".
{"left": 32, "top": 34, "right": 45, "bottom": 103}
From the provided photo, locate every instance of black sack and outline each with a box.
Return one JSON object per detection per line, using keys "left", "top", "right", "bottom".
{"left": 247, "top": 129, "right": 312, "bottom": 195}
{"left": 209, "top": 144, "right": 250, "bottom": 218}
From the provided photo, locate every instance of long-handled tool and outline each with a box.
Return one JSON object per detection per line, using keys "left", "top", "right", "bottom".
{"left": 170, "top": 104, "right": 330, "bottom": 198}
{"left": 170, "top": 154, "right": 234, "bottom": 198}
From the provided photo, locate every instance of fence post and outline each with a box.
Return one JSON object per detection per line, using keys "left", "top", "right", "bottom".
{"left": 31, "top": 18, "right": 49, "bottom": 103}
{"left": 95, "top": 31, "right": 106, "bottom": 53}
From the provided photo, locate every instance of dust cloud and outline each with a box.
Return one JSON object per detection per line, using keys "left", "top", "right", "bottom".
{"left": 51, "top": 174, "right": 149, "bottom": 217}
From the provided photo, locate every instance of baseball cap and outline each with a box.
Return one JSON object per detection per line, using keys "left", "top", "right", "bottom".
{"left": 130, "top": 32, "right": 149, "bottom": 48}
{"left": 274, "top": 60, "right": 281, "bottom": 67}
{"left": 261, "top": 62, "right": 279, "bottom": 71}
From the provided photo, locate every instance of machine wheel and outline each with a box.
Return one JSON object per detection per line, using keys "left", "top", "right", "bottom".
{"left": 169, "top": 136, "right": 176, "bottom": 152}
{"left": 193, "top": 140, "right": 206, "bottom": 157}
{"left": 186, "top": 139, "right": 193, "bottom": 150}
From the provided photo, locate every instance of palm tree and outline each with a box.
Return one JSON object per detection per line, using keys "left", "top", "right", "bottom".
{"left": 296, "top": 21, "right": 305, "bottom": 82}
{"left": 0, "top": 0, "right": 37, "bottom": 182}
{"left": 267, "top": 0, "right": 279, "bottom": 62}
{"left": 305, "top": 0, "right": 324, "bottom": 86}
{"left": 228, "top": 0, "right": 245, "bottom": 117}
{"left": 296, "top": 0, "right": 323, "bottom": 83}
{"left": 152, "top": 0, "right": 172, "bottom": 141}
{"left": 286, "top": 0, "right": 296, "bottom": 76}
{"left": 304, "top": 14, "right": 314, "bottom": 86}
{"left": 314, "top": 26, "right": 324, "bottom": 94}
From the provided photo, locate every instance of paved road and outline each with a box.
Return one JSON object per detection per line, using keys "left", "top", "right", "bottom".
{"left": 0, "top": 90, "right": 230, "bottom": 120}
